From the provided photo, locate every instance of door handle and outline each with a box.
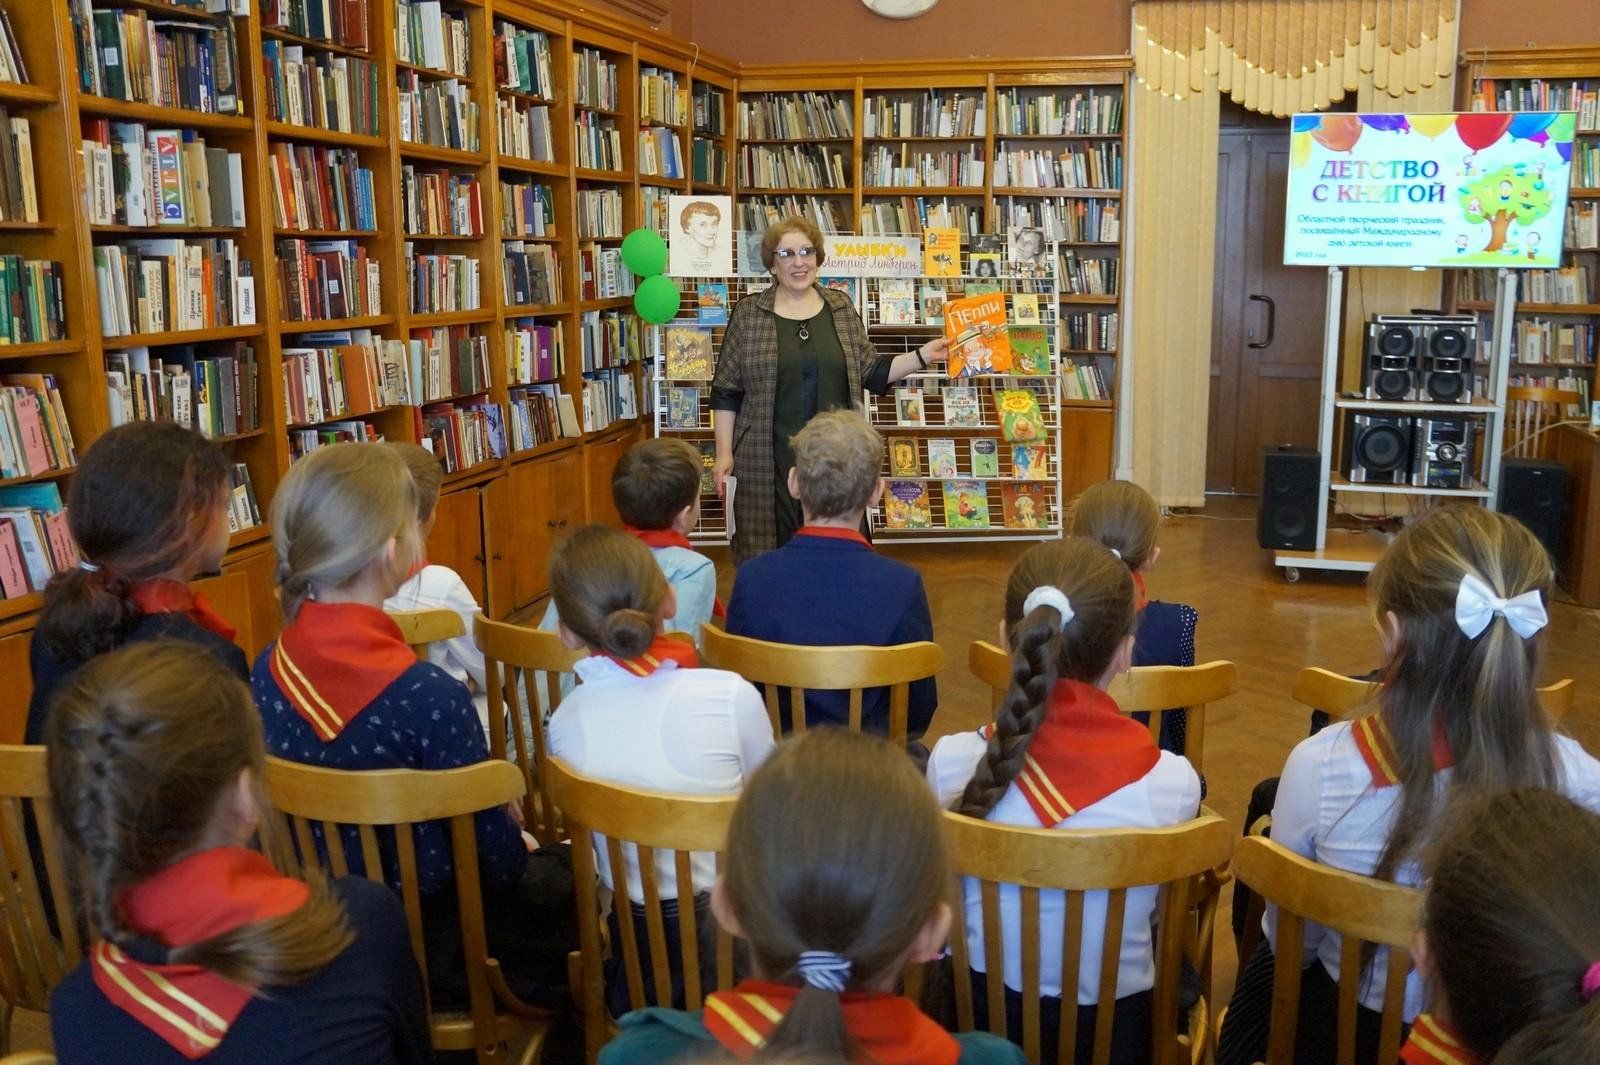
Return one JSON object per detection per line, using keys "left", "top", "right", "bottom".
{"left": 1247, "top": 294, "right": 1276, "bottom": 350}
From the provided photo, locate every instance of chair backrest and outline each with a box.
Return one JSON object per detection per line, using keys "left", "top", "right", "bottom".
{"left": 262, "top": 757, "right": 532, "bottom": 1062}
{"left": 943, "top": 809, "right": 1233, "bottom": 1065}
{"left": 0, "top": 1053, "right": 57, "bottom": 1064}
{"left": 701, "top": 626, "right": 942, "bottom": 745}
{"left": 545, "top": 758, "right": 739, "bottom": 1063}
{"left": 473, "top": 615, "right": 582, "bottom": 846}
{"left": 969, "top": 639, "right": 1012, "bottom": 714}
{"left": 387, "top": 607, "right": 467, "bottom": 661}
{"left": 1505, "top": 385, "right": 1584, "bottom": 459}
{"left": 0, "top": 746, "right": 83, "bottom": 1017}
{"left": 1231, "top": 835, "right": 1422, "bottom": 1065}
{"left": 1290, "top": 666, "right": 1576, "bottom": 722}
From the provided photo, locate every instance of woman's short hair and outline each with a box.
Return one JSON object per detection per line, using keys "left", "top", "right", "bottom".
{"left": 679, "top": 199, "right": 721, "bottom": 231}
{"left": 760, "top": 216, "right": 827, "bottom": 272}
{"left": 791, "top": 410, "right": 881, "bottom": 520}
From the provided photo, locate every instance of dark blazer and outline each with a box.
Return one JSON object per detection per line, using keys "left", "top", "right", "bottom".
{"left": 725, "top": 531, "right": 937, "bottom": 736}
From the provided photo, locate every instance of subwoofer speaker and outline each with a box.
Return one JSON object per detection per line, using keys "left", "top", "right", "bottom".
{"left": 1258, "top": 447, "right": 1320, "bottom": 551}
{"left": 1499, "top": 458, "right": 1567, "bottom": 566}
{"left": 1344, "top": 413, "right": 1414, "bottom": 484}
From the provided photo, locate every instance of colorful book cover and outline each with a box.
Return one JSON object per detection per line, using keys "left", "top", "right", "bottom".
{"left": 696, "top": 282, "right": 729, "bottom": 326}
{"left": 942, "top": 479, "right": 991, "bottom": 529}
{"left": 1011, "top": 293, "right": 1040, "bottom": 325}
{"left": 943, "top": 291, "right": 1013, "bottom": 378}
{"left": 695, "top": 440, "right": 716, "bottom": 495}
{"left": 923, "top": 227, "right": 961, "bottom": 277}
{"left": 995, "top": 388, "right": 1045, "bottom": 442}
{"left": 943, "top": 385, "right": 981, "bottom": 427}
{"left": 884, "top": 479, "right": 932, "bottom": 529}
{"left": 927, "top": 438, "right": 958, "bottom": 478}
{"left": 889, "top": 437, "right": 920, "bottom": 477}
{"left": 1011, "top": 443, "right": 1050, "bottom": 480}
{"left": 1001, "top": 482, "right": 1047, "bottom": 529}
{"left": 665, "top": 385, "right": 699, "bottom": 428}
{"left": 963, "top": 280, "right": 1001, "bottom": 297}
{"left": 663, "top": 324, "right": 713, "bottom": 380}
{"left": 1009, "top": 325, "right": 1050, "bottom": 376}
{"left": 920, "top": 285, "right": 947, "bottom": 326}
{"left": 895, "top": 387, "right": 926, "bottom": 427}
{"left": 970, "top": 438, "right": 999, "bottom": 478}
{"left": 821, "top": 276, "right": 860, "bottom": 305}
{"left": 150, "top": 130, "right": 185, "bottom": 224}
{"left": 878, "top": 278, "right": 918, "bottom": 325}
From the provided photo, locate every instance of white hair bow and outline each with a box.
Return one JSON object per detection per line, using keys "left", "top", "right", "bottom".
{"left": 1454, "top": 573, "right": 1548, "bottom": 640}
{"left": 1023, "top": 585, "right": 1074, "bottom": 629}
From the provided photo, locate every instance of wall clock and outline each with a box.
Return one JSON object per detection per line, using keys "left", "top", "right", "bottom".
{"left": 861, "top": 0, "right": 941, "bottom": 18}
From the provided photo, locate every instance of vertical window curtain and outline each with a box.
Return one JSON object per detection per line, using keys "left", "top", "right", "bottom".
{"left": 1127, "top": 0, "right": 1461, "bottom": 506}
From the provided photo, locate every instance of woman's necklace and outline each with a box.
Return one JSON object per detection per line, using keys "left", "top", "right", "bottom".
{"left": 797, "top": 319, "right": 811, "bottom": 343}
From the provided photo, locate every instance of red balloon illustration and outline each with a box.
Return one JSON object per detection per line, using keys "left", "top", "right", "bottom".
{"left": 1455, "top": 113, "right": 1513, "bottom": 152}
{"left": 1311, "top": 115, "right": 1363, "bottom": 152}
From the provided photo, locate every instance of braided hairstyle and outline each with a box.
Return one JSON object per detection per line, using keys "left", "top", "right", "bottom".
{"left": 46, "top": 641, "right": 352, "bottom": 987}
{"left": 955, "top": 538, "right": 1136, "bottom": 820}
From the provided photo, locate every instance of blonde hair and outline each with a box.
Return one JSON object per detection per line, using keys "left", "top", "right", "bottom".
{"left": 1070, "top": 480, "right": 1160, "bottom": 570}
{"left": 270, "top": 443, "right": 421, "bottom": 619}
{"left": 385, "top": 441, "right": 444, "bottom": 523}
{"left": 550, "top": 525, "right": 669, "bottom": 659}
{"left": 760, "top": 216, "right": 827, "bottom": 271}
{"left": 791, "top": 411, "right": 881, "bottom": 520}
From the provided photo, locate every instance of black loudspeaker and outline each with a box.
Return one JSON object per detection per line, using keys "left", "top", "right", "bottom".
{"left": 1365, "top": 314, "right": 1477, "bottom": 403}
{"left": 1499, "top": 458, "right": 1567, "bottom": 565}
{"left": 1366, "top": 323, "right": 1418, "bottom": 401}
{"left": 1258, "top": 447, "right": 1320, "bottom": 551}
{"left": 1344, "top": 413, "right": 1414, "bottom": 484}
{"left": 1420, "top": 322, "right": 1474, "bottom": 403}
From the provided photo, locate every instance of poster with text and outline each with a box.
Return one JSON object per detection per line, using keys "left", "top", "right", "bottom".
{"left": 1284, "top": 112, "right": 1576, "bottom": 269}
{"left": 668, "top": 195, "right": 733, "bottom": 277}
{"left": 821, "top": 235, "right": 922, "bottom": 277}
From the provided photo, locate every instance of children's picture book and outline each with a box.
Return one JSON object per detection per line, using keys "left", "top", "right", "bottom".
{"left": 970, "top": 438, "right": 999, "bottom": 478}
{"left": 820, "top": 276, "right": 861, "bottom": 306}
{"left": 696, "top": 282, "right": 729, "bottom": 326}
{"left": 920, "top": 285, "right": 948, "bottom": 326}
{"left": 665, "top": 386, "right": 700, "bottom": 428}
{"left": 889, "top": 437, "right": 920, "bottom": 477}
{"left": 942, "top": 480, "right": 991, "bottom": 529}
{"left": 924, "top": 227, "right": 961, "bottom": 276}
{"left": 1012, "top": 443, "right": 1050, "bottom": 480}
{"left": 995, "top": 388, "right": 1045, "bottom": 442}
{"left": 1008, "top": 325, "right": 1050, "bottom": 376}
{"left": 1001, "top": 482, "right": 1047, "bottom": 529}
{"left": 663, "top": 324, "right": 714, "bottom": 380}
{"left": 884, "top": 479, "right": 932, "bottom": 529}
{"left": 943, "top": 291, "right": 1013, "bottom": 378}
{"left": 694, "top": 441, "right": 717, "bottom": 495}
{"left": 927, "top": 438, "right": 958, "bottom": 478}
{"left": 878, "top": 278, "right": 918, "bottom": 325}
{"left": 895, "top": 387, "right": 926, "bottom": 427}
{"left": 1011, "top": 293, "right": 1040, "bottom": 325}
{"left": 943, "top": 384, "right": 982, "bottom": 427}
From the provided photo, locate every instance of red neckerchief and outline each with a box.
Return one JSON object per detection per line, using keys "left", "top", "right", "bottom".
{"left": 987, "top": 679, "right": 1161, "bottom": 825}
{"left": 269, "top": 601, "right": 417, "bottom": 742}
{"left": 625, "top": 527, "right": 726, "bottom": 619}
{"left": 795, "top": 525, "right": 872, "bottom": 548}
{"left": 1351, "top": 711, "right": 1455, "bottom": 789}
{"left": 404, "top": 556, "right": 430, "bottom": 581}
{"left": 1400, "top": 1014, "right": 1480, "bottom": 1065}
{"left": 1131, "top": 571, "right": 1149, "bottom": 612}
{"left": 602, "top": 634, "right": 699, "bottom": 677}
{"left": 704, "top": 981, "right": 959, "bottom": 1065}
{"left": 91, "top": 847, "right": 310, "bottom": 1060}
{"left": 128, "top": 579, "right": 237, "bottom": 643}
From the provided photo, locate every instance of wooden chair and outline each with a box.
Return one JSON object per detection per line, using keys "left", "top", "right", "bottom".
{"left": 545, "top": 758, "right": 739, "bottom": 1065}
{"left": 388, "top": 607, "right": 468, "bottom": 661}
{"left": 1228, "top": 835, "right": 1423, "bottom": 1065}
{"left": 0, "top": 1054, "right": 55, "bottom": 1064}
{"left": 700, "top": 626, "right": 942, "bottom": 746}
{"left": 943, "top": 809, "right": 1233, "bottom": 1065}
{"left": 1290, "top": 666, "right": 1576, "bottom": 722}
{"left": 0, "top": 747, "right": 83, "bottom": 1056}
{"left": 474, "top": 616, "right": 583, "bottom": 847}
{"left": 262, "top": 757, "right": 556, "bottom": 1065}
{"left": 1505, "top": 385, "right": 1584, "bottom": 459}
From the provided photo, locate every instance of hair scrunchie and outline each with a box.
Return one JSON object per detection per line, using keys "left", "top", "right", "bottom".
{"left": 795, "top": 951, "right": 852, "bottom": 993}
{"left": 1023, "top": 585, "right": 1074, "bottom": 629}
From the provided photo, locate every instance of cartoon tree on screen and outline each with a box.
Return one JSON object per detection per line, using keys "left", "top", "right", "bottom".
{"left": 1460, "top": 164, "right": 1552, "bottom": 253}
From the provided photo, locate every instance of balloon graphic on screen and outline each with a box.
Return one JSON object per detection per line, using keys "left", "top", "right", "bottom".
{"left": 1455, "top": 113, "right": 1513, "bottom": 152}
{"left": 1506, "top": 113, "right": 1556, "bottom": 141}
{"left": 1291, "top": 115, "right": 1321, "bottom": 134}
{"left": 1359, "top": 114, "right": 1409, "bottom": 133}
{"left": 1408, "top": 114, "right": 1455, "bottom": 139}
{"left": 1312, "top": 115, "right": 1363, "bottom": 152}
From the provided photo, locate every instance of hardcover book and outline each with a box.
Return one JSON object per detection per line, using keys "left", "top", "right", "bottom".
{"left": 878, "top": 278, "right": 917, "bottom": 325}
{"left": 895, "top": 387, "right": 926, "bottom": 427}
{"left": 1011, "top": 443, "right": 1050, "bottom": 480}
{"left": 1011, "top": 293, "right": 1040, "bottom": 325}
{"left": 1009, "top": 325, "right": 1050, "bottom": 376}
{"left": 1001, "top": 482, "right": 1047, "bottom": 529}
{"left": 942, "top": 479, "right": 990, "bottom": 529}
{"left": 995, "top": 388, "right": 1045, "bottom": 442}
{"left": 665, "top": 385, "right": 699, "bottom": 428}
{"left": 923, "top": 227, "right": 961, "bottom": 277}
{"left": 927, "top": 437, "right": 958, "bottom": 478}
{"left": 943, "top": 384, "right": 981, "bottom": 427}
{"left": 889, "top": 437, "right": 920, "bottom": 477}
{"left": 884, "top": 479, "right": 932, "bottom": 529}
{"left": 663, "top": 324, "right": 713, "bottom": 380}
{"left": 970, "top": 438, "right": 999, "bottom": 478}
{"left": 920, "top": 285, "right": 947, "bottom": 326}
{"left": 943, "top": 291, "right": 1013, "bottom": 378}
{"left": 696, "top": 282, "right": 728, "bottom": 326}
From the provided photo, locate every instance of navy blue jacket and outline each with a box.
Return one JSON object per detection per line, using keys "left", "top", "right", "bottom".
{"left": 725, "top": 530, "right": 937, "bottom": 736}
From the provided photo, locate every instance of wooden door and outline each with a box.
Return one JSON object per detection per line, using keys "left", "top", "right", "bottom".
{"left": 428, "top": 487, "right": 487, "bottom": 605}
{"left": 1207, "top": 122, "right": 1328, "bottom": 494}
{"left": 0, "top": 630, "right": 32, "bottom": 743}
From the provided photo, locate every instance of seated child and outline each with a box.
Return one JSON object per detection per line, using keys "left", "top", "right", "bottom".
{"left": 251, "top": 441, "right": 575, "bottom": 1011}
{"left": 599, "top": 728, "right": 1025, "bottom": 1065}
{"left": 548, "top": 524, "right": 773, "bottom": 1015}
{"left": 928, "top": 538, "right": 1201, "bottom": 1065}
{"left": 46, "top": 642, "right": 431, "bottom": 1065}
{"left": 725, "top": 409, "right": 936, "bottom": 737}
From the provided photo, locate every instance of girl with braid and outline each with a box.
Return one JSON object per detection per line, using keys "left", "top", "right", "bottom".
{"left": 45, "top": 641, "right": 431, "bottom": 1064}
{"left": 927, "top": 538, "right": 1201, "bottom": 1065}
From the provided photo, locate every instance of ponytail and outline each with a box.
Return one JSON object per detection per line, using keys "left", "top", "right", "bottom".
{"left": 1069, "top": 479, "right": 1160, "bottom": 571}
{"left": 550, "top": 525, "right": 668, "bottom": 656}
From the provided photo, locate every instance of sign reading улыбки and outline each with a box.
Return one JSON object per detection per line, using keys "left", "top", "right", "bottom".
{"left": 1283, "top": 112, "right": 1577, "bottom": 269}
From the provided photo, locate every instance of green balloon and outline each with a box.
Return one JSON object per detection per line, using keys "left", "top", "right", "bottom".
{"left": 620, "top": 228, "right": 668, "bottom": 277}
{"left": 1548, "top": 112, "right": 1577, "bottom": 142}
{"left": 634, "top": 275, "right": 682, "bottom": 324}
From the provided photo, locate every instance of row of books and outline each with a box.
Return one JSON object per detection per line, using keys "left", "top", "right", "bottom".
{"left": 580, "top": 309, "right": 637, "bottom": 373}
{"left": 1459, "top": 266, "right": 1594, "bottom": 305}
{"left": 505, "top": 318, "right": 564, "bottom": 384}
{"left": 494, "top": 22, "right": 555, "bottom": 100}
{"left": 290, "top": 419, "right": 381, "bottom": 459}
{"left": 408, "top": 252, "right": 481, "bottom": 315}
{"left": 283, "top": 332, "right": 411, "bottom": 425}
{"left": 71, "top": 3, "right": 242, "bottom": 115}
{"left": 419, "top": 398, "right": 505, "bottom": 473}
{"left": 263, "top": 0, "right": 371, "bottom": 51}
{"left": 496, "top": 99, "right": 554, "bottom": 163}
{"left": 504, "top": 242, "right": 561, "bottom": 306}
{"left": 737, "top": 93, "right": 853, "bottom": 140}
{"left": 411, "top": 325, "right": 490, "bottom": 402}
{"left": 507, "top": 382, "right": 579, "bottom": 449}
{"left": 1472, "top": 79, "right": 1600, "bottom": 131}
{"left": 501, "top": 180, "right": 555, "bottom": 237}
{"left": 582, "top": 368, "right": 638, "bottom": 432}
{"left": 641, "top": 186, "right": 671, "bottom": 234}
{"left": 640, "top": 67, "right": 689, "bottom": 127}
{"left": 578, "top": 244, "right": 635, "bottom": 302}
{"left": 739, "top": 195, "right": 844, "bottom": 234}
{"left": 572, "top": 47, "right": 619, "bottom": 112}
{"left": 998, "top": 198, "right": 1120, "bottom": 243}
{"left": 1505, "top": 372, "right": 1591, "bottom": 418}
{"left": 992, "top": 144, "right": 1123, "bottom": 190}
{"left": 693, "top": 140, "right": 729, "bottom": 186}
{"left": 269, "top": 143, "right": 375, "bottom": 232}
{"left": 1511, "top": 319, "right": 1597, "bottom": 365}
{"left": 0, "top": 483, "right": 78, "bottom": 601}
{"left": 1062, "top": 358, "right": 1113, "bottom": 401}
{"left": 95, "top": 240, "right": 250, "bottom": 336}
{"left": 861, "top": 199, "right": 980, "bottom": 238}
{"left": 886, "top": 436, "right": 1050, "bottom": 480}
{"left": 401, "top": 166, "right": 481, "bottom": 237}
{"left": 83, "top": 123, "right": 245, "bottom": 229}
{"left": 1060, "top": 251, "right": 1119, "bottom": 297}
{"left": 1062, "top": 311, "right": 1118, "bottom": 352}
{"left": 0, "top": 374, "right": 75, "bottom": 480}
{"left": 863, "top": 93, "right": 986, "bottom": 139}
{"left": 398, "top": 74, "right": 479, "bottom": 152}
{"left": 575, "top": 112, "right": 624, "bottom": 171}
{"left": 1567, "top": 203, "right": 1599, "bottom": 250}
{"left": 577, "top": 187, "right": 623, "bottom": 239}
{"left": 396, "top": 0, "right": 470, "bottom": 76}
{"left": 106, "top": 343, "right": 261, "bottom": 438}
{"left": 0, "top": 4, "right": 27, "bottom": 84}
{"left": 262, "top": 42, "right": 381, "bottom": 137}
{"left": 1574, "top": 141, "right": 1599, "bottom": 189}
{"left": 693, "top": 86, "right": 727, "bottom": 136}
{"left": 862, "top": 146, "right": 984, "bottom": 189}
{"left": 639, "top": 128, "right": 684, "bottom": 180}
{"left": 882, "top": 384, "right": 1050, "bottom": 439}
{"left": 881, "top": 479, "right": 1051, "bottom": 532}
{"left": 277, "top": 238, "right": 376, "bottom": 322}
{"left": 994, "top": 88, "right": 1122, "bottom": 136}
{"left": 0, "top": 259, "right": 64, "bottom": 345}
{"left": 0, "top": 109, "right": 33, "bottom": 224}
{"left": 737, "top": 144, "right": 851, "bottom": 190}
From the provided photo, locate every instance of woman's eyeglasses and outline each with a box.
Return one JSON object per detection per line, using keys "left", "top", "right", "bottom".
{"left": 774, "top": 247, "right": 817, "bottom": 260}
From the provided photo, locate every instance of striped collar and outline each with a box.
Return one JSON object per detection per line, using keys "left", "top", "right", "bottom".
{"left": 268, "top": 600, "right": 418, "bottom": 741}
{"left": 1400, "top": 1013, "right": 1480, "bottom": 1065}
{"left": 1351, "top": 711, "right": 1455, "bottom": 789}
{"left": 703, "top": 981, "right": 959, "bottom": 1065}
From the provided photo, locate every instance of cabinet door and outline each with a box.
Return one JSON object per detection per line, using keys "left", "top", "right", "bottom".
{"left": 1060, "top": 409, "right": 1115, "bottom": 503}
{"left": 429, "top": 487, "right": 487, "bottom": 605}
{"left": 190, "top": 570, "right": 256, "bottom": 658}
{"left": 585, "top": 436, "right": 627, "bottom": 526}
{"left": 222, "top": 546, "right": 281, "bottom": 656}
{"left": 0, "top": 630, "right": 33, "bottom": 743}
{"left": 482, "top": 474, "right": 514, "bottom": 619}
{"left": 507, "top": 460, "right": 550, "bottom": 608}
{"left": 548, "top": 449, "right": 586, "bottom": 537}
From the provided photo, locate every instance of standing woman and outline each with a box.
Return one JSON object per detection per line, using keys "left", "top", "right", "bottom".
{"left": 711, "top": 216, "right": 948, "bottom": 562}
